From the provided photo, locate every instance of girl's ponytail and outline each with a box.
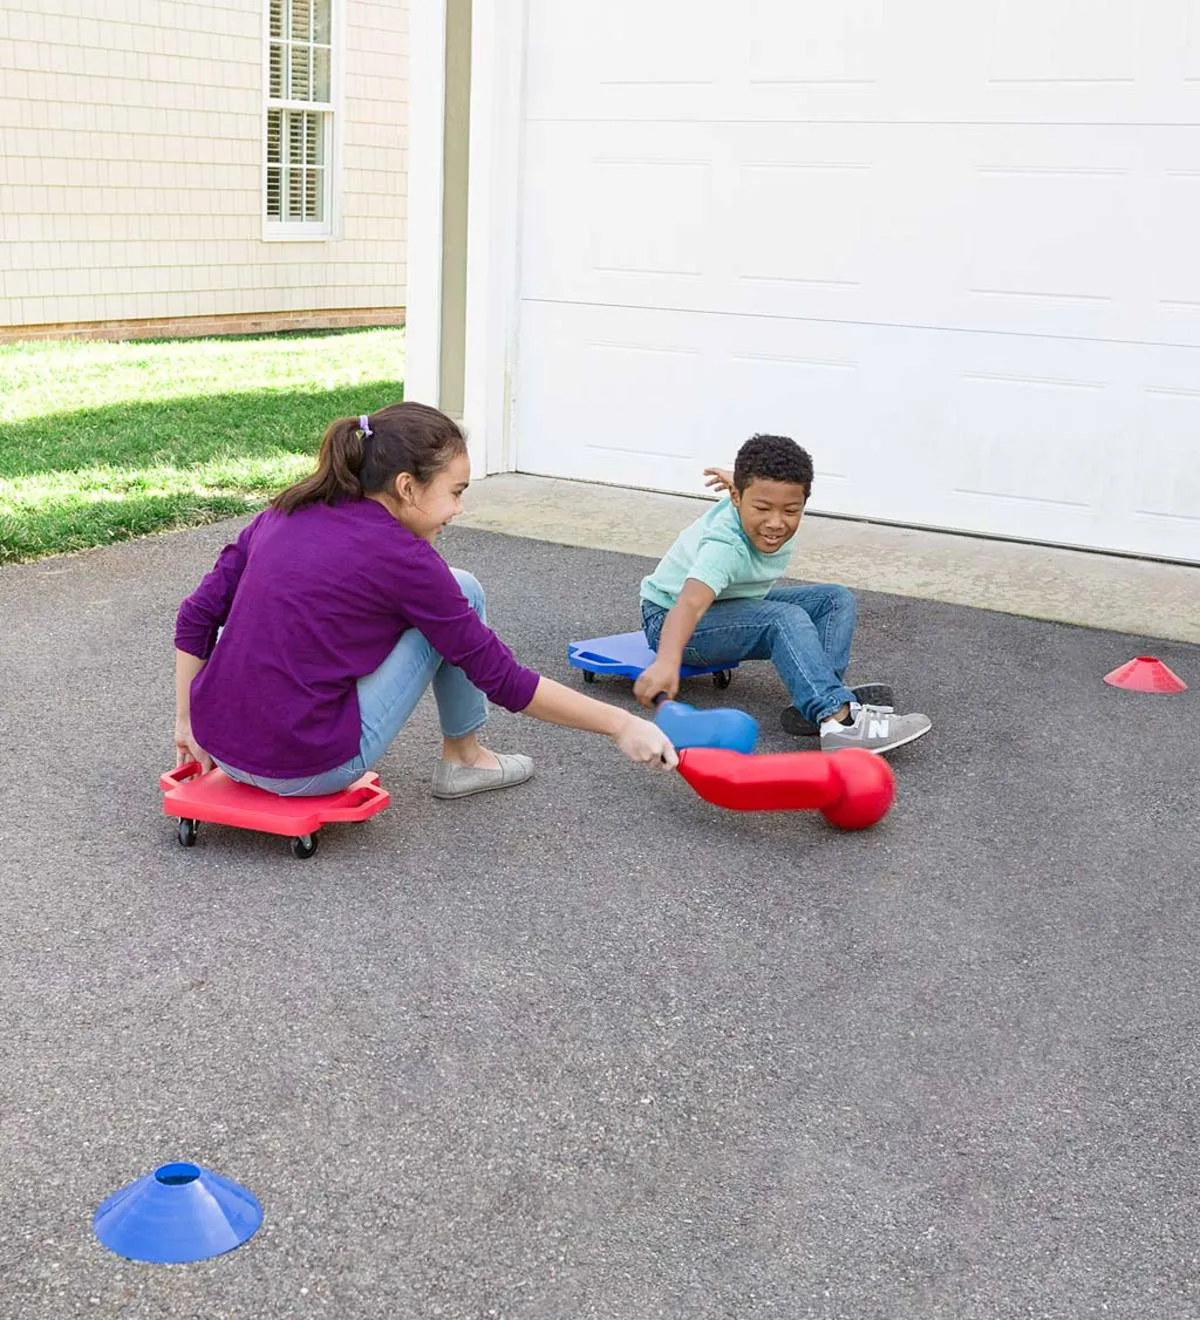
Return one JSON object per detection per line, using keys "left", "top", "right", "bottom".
{"left": 271, "top": 416, "right": 369, "bottom": 514}
{"left": 271, "top": 402, "right": 467, "bottom": 515}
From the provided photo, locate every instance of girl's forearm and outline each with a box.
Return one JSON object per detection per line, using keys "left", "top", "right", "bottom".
{"left": 523, "top": 675, "right": 629, "bottom": 737}
{"left": 175, "top": 649, "right": 206, "bottom": 722}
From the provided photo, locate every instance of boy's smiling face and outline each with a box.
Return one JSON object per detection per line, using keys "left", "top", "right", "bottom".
{"left": 731, "top": 476, "right": 807, "bottom": 554}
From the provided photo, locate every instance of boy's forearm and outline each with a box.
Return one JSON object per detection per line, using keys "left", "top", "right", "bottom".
{"left": 657, "top": 600, "right": 707, "bottom": 665}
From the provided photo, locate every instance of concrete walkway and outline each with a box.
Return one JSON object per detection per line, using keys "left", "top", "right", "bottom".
{"left": 460, "top": 475, "right": 1200, "bottom": 644}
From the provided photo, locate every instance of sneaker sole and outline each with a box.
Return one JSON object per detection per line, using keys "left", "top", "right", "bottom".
{"left": 839, "top": 721, "right": 932, "bottom": 757}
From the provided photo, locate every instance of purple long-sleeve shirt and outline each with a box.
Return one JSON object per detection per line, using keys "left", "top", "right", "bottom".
{"left": 175, "top": 500, "right": 541, "bottom": 778}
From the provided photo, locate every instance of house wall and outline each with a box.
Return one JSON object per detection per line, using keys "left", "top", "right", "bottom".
{"left": 0, "top": 0, "right": 408, "bottom": 339}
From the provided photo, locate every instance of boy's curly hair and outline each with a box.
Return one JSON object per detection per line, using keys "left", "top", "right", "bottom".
{"left": 733, "top": 434, "right": 813, "bottom": 496}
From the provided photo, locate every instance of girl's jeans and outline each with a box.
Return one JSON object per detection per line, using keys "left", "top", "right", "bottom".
{"left": 216, "top": 568, "right": 490, "bottom": 797}
{"left": 642, "top": 583, "right": 858, "bottom": 724}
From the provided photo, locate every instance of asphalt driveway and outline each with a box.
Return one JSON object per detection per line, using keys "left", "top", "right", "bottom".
{"left": 0, "top": 519, "right": 1197, "bottom": 1319}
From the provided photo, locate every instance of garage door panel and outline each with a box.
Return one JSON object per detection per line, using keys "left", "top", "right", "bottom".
{"left": 734, "top": 163, "right": 874, "bottom": 290}
{"left": 514, "top": 303, "right": 714, "bottom": 494}
{"left": 930, "top": 337, "right": 1200, "bottom": 560}
{"left": 517, "top": 300, "right": 1198, "bottom": 560}
{"left": 740, "top": 0, "right": 885, "bottom": 86}
{"left": 590, "top": 0, "right": 718, "bottom": 87}
{"left": 945, "top": 373, "right": 1116, "bottom": 513}
{"left": 587, "top": 160, "right": 712, "bottom": 278}
{"left": 524, "top": 0, "right": 720, "bottom": 123}
{"left": 515, "top": 1, "right": 1200, "bottom": 560}
{"left": 1156, "top": 171, "right": 1200, "bottom": 315}
{"left": 1134, "top": 386, "right": 1200, "bottom": 529}
{"left": 579, "top": 342, "right": 702, "bottom": 463}
{"left": 988, "top": 0, "right": 1138, "bottom": 84}
{"left": 521, "top": 120, "right": 1199, "bottom": 349}
{"left": 520, "top": 121, "right": 717, "bottom": 311}
{"left": 964, "top": 169, "right": 1131, "bottom": 308}
{"left": 525, "top": 0, "right": 1200, "bottom": 125}
{"left": 722, "top": 353, "right": 865, "bottom": 490}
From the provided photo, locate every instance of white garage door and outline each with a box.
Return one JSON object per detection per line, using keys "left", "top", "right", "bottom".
{"left": 511, "top": 1, "right": 1200, "bottom": 562}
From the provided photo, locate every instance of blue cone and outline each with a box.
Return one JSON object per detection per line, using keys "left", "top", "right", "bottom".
{"left": 93, "top": 1161, "right": 262, "bottom": 1264}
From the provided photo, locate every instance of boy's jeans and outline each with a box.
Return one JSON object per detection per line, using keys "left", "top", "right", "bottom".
{"left": 642, "top": 584, "right": 858, "bottom": 725}
{"left": 216, "top": 568, "right": 489, "bottom": 797}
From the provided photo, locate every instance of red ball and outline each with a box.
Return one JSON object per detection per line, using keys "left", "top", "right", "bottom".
{"left": 820, "top": 749, "right": 895, "bottom": 830}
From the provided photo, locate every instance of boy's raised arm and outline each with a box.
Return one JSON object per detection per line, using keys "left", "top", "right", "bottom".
{"left": 633, "top": 578, "right": 716, "bottom": 706}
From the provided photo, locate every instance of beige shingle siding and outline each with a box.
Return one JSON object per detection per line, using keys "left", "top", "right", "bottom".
{"left": 0, "top": 0, "right": 408, "bottom": 330}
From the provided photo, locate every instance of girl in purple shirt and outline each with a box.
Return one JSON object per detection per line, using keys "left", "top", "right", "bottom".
{"left": 175, "top": 402, "right": 675, "bottom": 798}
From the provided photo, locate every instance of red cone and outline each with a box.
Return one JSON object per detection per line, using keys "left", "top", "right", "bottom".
{"left": 1103, "top": 656, "right": 1188, "bottom": 693}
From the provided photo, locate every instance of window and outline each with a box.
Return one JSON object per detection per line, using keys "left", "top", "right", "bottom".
{"left": 265, "top": 0, "right": 334, "bottom": 236}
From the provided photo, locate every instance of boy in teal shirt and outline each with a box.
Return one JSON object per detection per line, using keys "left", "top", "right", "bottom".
{"left": 635, "top": 434, "right": 931, "bottom": 755}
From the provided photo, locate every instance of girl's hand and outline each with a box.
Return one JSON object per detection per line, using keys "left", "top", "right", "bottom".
{"left": 702, "top": 467, "right": 735, "bottom": 496}
{"left": 174, "top": 719, "right": 213, "bottom": 773}
{"left": 614, "top": 713, "right": 678, "bottom": 770}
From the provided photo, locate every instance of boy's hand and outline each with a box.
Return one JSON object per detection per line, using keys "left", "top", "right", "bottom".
{"left": 702, "top": 467, "right": 734, "bottom": 496}
{"left": 634, "top": 659, "right": 681, "bottom": 708}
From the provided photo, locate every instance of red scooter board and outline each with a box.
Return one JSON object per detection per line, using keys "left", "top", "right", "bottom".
{"left": 676, "top": 746, "right": 894, "bottom": 830}
{"left": 161, "top": 762, "right": 390, "bottom": 857}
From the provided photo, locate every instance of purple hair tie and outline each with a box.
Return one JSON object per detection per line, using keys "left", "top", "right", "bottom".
{"left": 359, "top": 414, "right": 372, "bottom": 437}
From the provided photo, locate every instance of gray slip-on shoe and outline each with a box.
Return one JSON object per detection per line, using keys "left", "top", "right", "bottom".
{"left": 431, "top": 752, "right": 535, "bottom": 800}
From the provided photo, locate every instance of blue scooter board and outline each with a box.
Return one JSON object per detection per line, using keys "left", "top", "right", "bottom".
{"left": 567, "top": 632, "right": 738, "bottom": 687}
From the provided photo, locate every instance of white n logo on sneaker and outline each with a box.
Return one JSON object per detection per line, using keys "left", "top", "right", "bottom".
{"left": 867, "top": 717, "right": 890, "bottom": 739}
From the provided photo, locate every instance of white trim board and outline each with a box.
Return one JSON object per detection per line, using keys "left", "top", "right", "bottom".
{"left": 460, "top": 0, "right": 529, "bottom": 476}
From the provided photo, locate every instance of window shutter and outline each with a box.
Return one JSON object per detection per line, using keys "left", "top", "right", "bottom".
{"left": 264, "top": 0, "right": 333, "bottom": 229}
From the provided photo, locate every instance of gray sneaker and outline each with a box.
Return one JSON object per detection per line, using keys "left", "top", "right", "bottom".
{"left": 781, "top": 683, "right": 896, "bottom": 738}
{"left": 820, "top": 705, "right": 931, "bottom": 755}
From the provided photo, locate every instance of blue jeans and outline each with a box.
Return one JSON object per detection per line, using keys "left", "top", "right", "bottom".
{"left": 642, "top": 583, "right": 858, "bottom": 725}
{"left": 216, "top": 568, "right": 490, "bottom": 796}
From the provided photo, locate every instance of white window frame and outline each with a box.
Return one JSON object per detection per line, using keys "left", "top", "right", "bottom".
{"left": 262, "top": 0, "right": 340, "bottom": 241}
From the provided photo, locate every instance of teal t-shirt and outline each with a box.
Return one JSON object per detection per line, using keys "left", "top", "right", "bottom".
{"left": 640, "top": 497, "right": 795, "bottom": 609}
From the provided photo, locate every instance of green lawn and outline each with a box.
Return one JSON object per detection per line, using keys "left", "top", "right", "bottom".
{"left": 0, "top": 328, "right": 406, "bottom": 563}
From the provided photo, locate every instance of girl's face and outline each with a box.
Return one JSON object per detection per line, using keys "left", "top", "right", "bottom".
{"left": 391, "top": 450, "right": 471, "bottom": 542}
